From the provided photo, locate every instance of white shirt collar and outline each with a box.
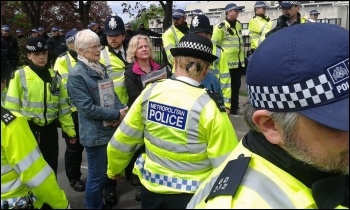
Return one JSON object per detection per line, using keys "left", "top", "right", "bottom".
{"left": 176, "top": 76, "right": 200, "bottom": 86}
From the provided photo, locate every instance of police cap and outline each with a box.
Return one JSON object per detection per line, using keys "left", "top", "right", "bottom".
{"left": 52, "top": 27, "right": 59, "bottom": 32}
{"left": 225, "top": 3, "right": 241, "bottom": 12}
{"left": 31, "top": 28, "right": 38, "bottom": 33}
{"left": 247, "top": 23, "right": 349, "bottom": 131}
{"left": 172, "top": 9, "right": 185, "bottom": 19}
{"left": 65, "top": 29, "right": 78, "bottom": 44}
{"left": 26, "top": 37, "right": 48, "bottom": 52}
{"left": 104, "top": 15, "right": 125, "bottom": 35}
{"left": 189, "top": 15, "right": 212, "bottom": 35}
{"left": 280, "top": 1, "right": 301, "bottom": 9}
{"left": 170, "top": 34, "right": 217, "bottom": 63}
{"left": 310, "top": 9, "right": 320, "bottom": 16}
{"left": 1, "top": 25, "right": 10, "bottom": 31}
{"left": 38, "top": 26, "right": 44, "bottom": 31}
{"left": 254, "top": 1, "right": 269, "bottom": 8}
{"left": 16, "top": 29, "right": 23, "bottom": 33}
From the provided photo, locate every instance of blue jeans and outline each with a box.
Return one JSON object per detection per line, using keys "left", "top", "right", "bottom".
{"left": 84, "top": 145, "right": 109, "bottom": 209}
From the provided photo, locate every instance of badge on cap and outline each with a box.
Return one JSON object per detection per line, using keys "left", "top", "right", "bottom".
{"left": 109, "top": 17, "right": 117, "bottom": 29}
{"left": 325, "top": 58, "right": 349, "bottom": 97}
{"left": 192, "top": 16, "right": 200, "bottom": 28}
{"left": 37, "top": 42, "right": 43, "bottom": 48}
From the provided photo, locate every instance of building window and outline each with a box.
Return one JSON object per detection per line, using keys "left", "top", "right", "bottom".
{"left": 242, "top": 23, "right": 248, "bottom": 29}
{"left": 322, "top": 18, "right": 341, "bottom": 25}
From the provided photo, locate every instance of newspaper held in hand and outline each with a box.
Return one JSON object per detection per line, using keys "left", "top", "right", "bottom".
{"left": 98, "top": 78, "right": 116, "bottom": 127}
{"left": 141, "top": 67, "right": 167, "bottom": 88}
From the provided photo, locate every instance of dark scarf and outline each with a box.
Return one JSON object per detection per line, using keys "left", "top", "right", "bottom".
{"left": 68, "top": 50, "right": 78, "bottom": 61}
{"left": 243, "top": 130, "right": 349, "bottom": 208}
{"left": 225, "top": 17, "right": 237, "bottom": 28}
{"left": 29, "top": 62, "right": 52, "bottom": 83}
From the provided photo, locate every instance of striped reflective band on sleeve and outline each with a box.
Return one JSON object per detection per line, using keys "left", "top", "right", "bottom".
{"left": 12, "top": 146, "right": 41, "bottom": 174}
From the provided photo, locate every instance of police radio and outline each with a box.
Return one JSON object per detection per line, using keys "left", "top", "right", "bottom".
{"left": 50, "top": 71, "right": 60, "bottom": 95}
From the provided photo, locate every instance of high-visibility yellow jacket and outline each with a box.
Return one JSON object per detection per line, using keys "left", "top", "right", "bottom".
{"left": 248, "top": 15, "right": 272, "bottom": 50}
{"left": 1, "top": 107, "right": 69, "bottom": 209}
{"left": 210, "top": 44, "right": 231, "bottom": 109}
{"left": 258, "top": 15, "right": 307, "bottom": 46}
{"left": 107, "top": 79, "right": 238, "bottom": 194}
{"left": 187, "top": 140, "right": 347, "bottom": 209}
{"left": 212, "top": 20, "right": 245, "bottom": 69}
{"left": 100, "top": 47, "right": 129, "bottom": 106}
{"left": 162, "top": 25, "right": 185, "bottom": 67}
{"left": 4, "top": 66, "right": 75, "bottom": 137}
{"left": 54, "top": 51, "right": 77, "bottom": 112}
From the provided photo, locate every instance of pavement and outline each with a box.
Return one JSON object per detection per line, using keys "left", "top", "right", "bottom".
{"left": 56, "top": 76, "right": 249, "bottom": 209}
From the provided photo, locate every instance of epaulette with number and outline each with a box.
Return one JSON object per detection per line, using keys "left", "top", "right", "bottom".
{"left": 218, "top": 22, "right": 225, "bottom": 29}
{"left": 1, "top": 107, "right": 16, "bottom": 125}
{"left": 206, "top": 89, "right": 226, "bottom": 112}
{"left": 205, "top": 154, "right": 251, "bottom": 202}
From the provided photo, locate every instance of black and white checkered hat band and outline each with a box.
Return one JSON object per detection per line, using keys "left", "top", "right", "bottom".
{"left": 247, "top": 74, "right": 336, "bottom": 110}
{"left": 225, "top": 6, "right": 238, "bottom": 12}
{"left": 282, "top": 1, "right": 301, "bottom": 6}
{"left": 26, "top": 45, "right": 48, "bottom": 52}
{"left": 173, "top": 12, "right": 184, "bottom": 16}
{"left": 66, "top": 36, "right": 75, "bottom": 44}
{"left": 178, "top": 41, "right": 212, "bottom": 54}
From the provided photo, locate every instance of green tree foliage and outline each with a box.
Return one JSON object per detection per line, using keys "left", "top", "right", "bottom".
{"left": 122, "top": 1, "right": 173, "bottom": 31}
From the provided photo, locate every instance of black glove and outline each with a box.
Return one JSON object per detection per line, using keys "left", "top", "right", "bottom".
{"left": 275, "top": 15, "right": 288, "bottom": 30}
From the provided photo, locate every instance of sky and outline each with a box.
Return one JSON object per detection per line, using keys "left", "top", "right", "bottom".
{"left": 107, "top": 1, "right": 194, "bottom": 23}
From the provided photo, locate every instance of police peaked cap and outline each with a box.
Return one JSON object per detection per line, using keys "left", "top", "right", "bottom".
{"left": 170, "top": 34, "right": 217, "bottom": 63}
{"left": 104, "top": 15, "right": 125, "bottom": 35}
{"left": 247, "top": 23, "right": 349, "bottom": 131}
{"left": 189, "top": 15, "right": 212, "bottom": 35}
{"left": 1, "top": 25, "right": 10, "bottom": 30}
{"left": 65, "top": 29, "right": 78, "bottom": 43}
{"left": 26, "top": 37, "right": 48, "bottom": 52}
{"left": 310, "top": 10, "right": 320, "bottom": 15}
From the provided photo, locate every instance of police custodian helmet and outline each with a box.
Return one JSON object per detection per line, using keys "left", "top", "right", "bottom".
{"left": 189, "top": 14, "right": 212, "bottom": 35}
{"left": 104, "top": 15, "right": 125, "bottom": 35}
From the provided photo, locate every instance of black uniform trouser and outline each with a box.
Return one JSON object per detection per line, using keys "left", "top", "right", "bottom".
{"left": 125, "top": 145, "right": 145, "bottom": 181}
{"left": 229, "top": 67, "right": 244, "bottom": 112}
{"left": 62, "top": 111, "right": 84, "bottom": 181}
{"left": 140, "top": 185, "right": 194, "bottom": 209}
{"left": 29, "top": 121, "right": 59, "bottom": 175}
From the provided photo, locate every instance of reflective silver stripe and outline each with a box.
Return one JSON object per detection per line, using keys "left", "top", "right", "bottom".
{"left": 136, "top": 155, "right": 201, "bottom": 192}
{"left": 186, "top": 173, "right": 220, "bottom": 208}
{"left": 22, "top": 100, "right": 58, "bottom": 109}
{"left": 59, "top": 98, "right": 68, "bottom": 104}
{"left": 187, "top": 93, "right": 211, "bottom": 145}
{"left": 108, "top": 71, "right": 124, "bottom": 78}
{"left": 13, "top": 146, "right": 41, "bottom": 174}
{"left": 241, "top": 167, "right": 295, "bottom": 208}
{"left": 146, "top": 147, "right": 210, "bottom": 172}
{"left": 170, "top": 26, "right": 179, "bottom": 45}
{"left": 164, "top": 44, "right": 175, "bottom": 52}
{"left": 65, "top": 54, "right": 73, "bottom": 71}
{"left": 1, "top": 177, "right": 22, "bottom": 193}
{"left": 222, "top": 43, "right": 240, "bottom": 48}
{"left": 209, "top": 154, "right": 230, "bottom": 168}
{"left": 209, "top": 68, "right": 220, "bottom": 76}
{"left": 102, "top": 49, "right": 112, "bottom": 71}
{"left": 119, "top": 120, "right": 144, "bottom": 139}
{"left": 18, "top": 69, "right": 28, "bottom": 102}
{"left": 4, "top": 96, "right": 20, "bottom": 105}
{"left": 141, "top": 82, "right": 159, "bottom": 106}
{"left": 25, "top": 165, "right": 52, "bottom": 188}
{"left": 58, "top": 106, "right": 70, "bottom": 116}
{"left": 109, "top": 135, "right": 143, "bottom": 152}
{"left": 144, "top": 131, "right": 206, "bottom": 154}
{"left": 61, "top": 73, "right": 69, "bottom": 79}
{"left": 221, "top": 83, "right": 231, "bottom": 89}
{"left": 220, "top": 73, "right": 230, "bottom": 78}
{"left": 113, "top": 80, "right": 125, "bottom": 88}
{"left": 20, "top": 110, "right": 56, "bottom": 120}
{"left": 1, "top": 164, "right": 12, "bottom": 175}
{"left": 223, "top": 97, "right": 230, "bottom": 103}
{"left": 212, "top": 40, "right": 220, "bottom": 46}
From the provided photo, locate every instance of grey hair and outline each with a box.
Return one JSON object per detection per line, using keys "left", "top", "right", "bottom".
{"left": 240, "top": 101, "right": 299, "bottom": 136}
{"left": 74, "top": 29, "right": 100, "bottom": 55}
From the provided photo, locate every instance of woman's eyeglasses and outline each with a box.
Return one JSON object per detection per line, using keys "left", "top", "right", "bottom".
{"left": 88, "top": 44, "right": 105, "bottom": 51}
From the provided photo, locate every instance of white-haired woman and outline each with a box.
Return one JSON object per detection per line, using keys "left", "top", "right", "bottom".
{"left": 67, "top": 29, "right": 128, "bottom": 209}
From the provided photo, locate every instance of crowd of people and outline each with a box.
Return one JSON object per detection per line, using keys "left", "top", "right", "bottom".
{"left": 1, "top": 1, "right": 348, "bottom": 209}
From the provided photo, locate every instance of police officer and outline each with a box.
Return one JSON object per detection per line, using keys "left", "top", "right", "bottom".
{"left": 248, "top": 1, "right": 271, "bottom": 54}
{"left": 47, "top": 26, "right": 67, "bottom": 67}
{"left": 107, "top": 34, "right": 239, "bottom": 209}
{"left": 306, "top": 9, "right": 320, "bottom": 22}
{"left": 187, "top": 23, "right": 349, "bottom": 209}
{"left": 1, "top": 54, "right": 71, "bottom": 209}
{"left": 264, "top": 1, "right": 307, "bottom": 38}
{"left": 124, "top": 22, "right": 135, "bottom": 48}
{"left": 162, "top": 9, "right": 189, "bottom": 68}
{"left": 90, "top": 21, "right": 106, "bottom": 46}
{"left": 37, "top": 26, "right": 49, "bottom": 40}
{"left": 212, "top": 3, "right": 245, "bottom": 115}
{"left": 135, "top": 22, "right": 161, "bottom": 38}
{"left": 54, "top": 29, "right": 85, "bottom": 192}
{"left": 100, "top": 15, "right": 129, "bottom": 107}
{"left": 4, "top": 37, "right": 76, "bottom": 177}
{"left": 30, "top": 28, "right": 39, "bottom": 38}
{"left": 1, "top": 24, "right": 19, "bottom": 70}
{"left": 189, "top": 14, "right": 232, "bottom": 113}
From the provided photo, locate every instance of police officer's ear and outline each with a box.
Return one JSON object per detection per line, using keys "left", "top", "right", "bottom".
{"left": 252, "top": 110, "right": 283, "bottom": 145}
